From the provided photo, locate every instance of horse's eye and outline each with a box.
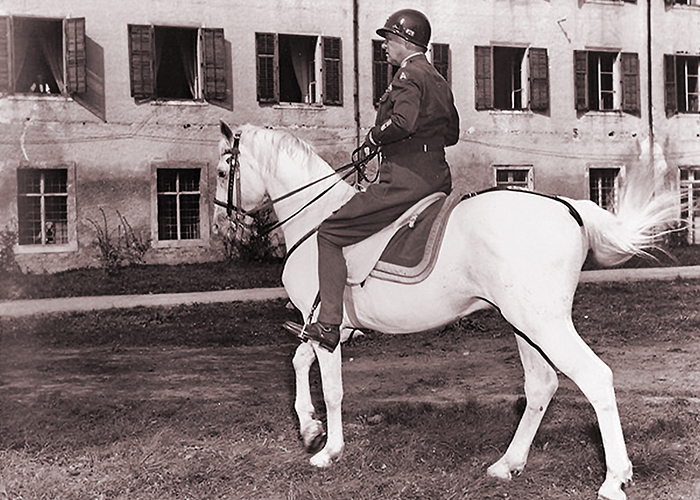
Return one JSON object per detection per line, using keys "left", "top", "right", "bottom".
{"left": 218, "top": 170, "right": 226, "bottom": 179}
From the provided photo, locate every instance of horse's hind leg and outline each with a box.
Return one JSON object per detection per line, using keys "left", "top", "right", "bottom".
{"left": 508, "top": 317, "right": 633, "bottom": 500}
{"left": 292, "top": 343, "right": 326, "bottom": 453}
{"left": 487, "top": 334, "right": 558, "bottom": 480}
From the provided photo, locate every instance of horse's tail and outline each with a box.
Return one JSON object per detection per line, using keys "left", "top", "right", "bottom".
{"left": 569, "top": 183, "right": 679, "bottom": 268}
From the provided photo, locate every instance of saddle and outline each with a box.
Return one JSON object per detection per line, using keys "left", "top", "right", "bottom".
{"left": 343, "top": 190, "right": 463, "bottom": 286}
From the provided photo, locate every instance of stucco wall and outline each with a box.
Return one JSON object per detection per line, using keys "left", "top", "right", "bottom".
{"left": 1, "top": 0, "right": 698, "bottom": 272}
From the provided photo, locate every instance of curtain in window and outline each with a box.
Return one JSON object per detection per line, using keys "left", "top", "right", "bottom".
{"left": 288, "top": 36, "right": 313, "bottom": 103}
{"left": 11, "top": 17, "right": 32, "bottom": 90}
{"left": 177, "top": 34, "right": 196, "bottom": 98}
{"left": 36, "top": 21, "right": 64, "bottom": 93}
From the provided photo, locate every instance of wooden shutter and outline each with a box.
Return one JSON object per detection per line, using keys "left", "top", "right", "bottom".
{"left": 574, "top": 50, "right": 588, "bottom": 111}
{"left": 256, "top": 32, "right": 278, "bottom": 103}
{"left": 0, "top": 16, "right": 10, "bottom": 94}
{"left": 620, "top": 52, "right": 640, "bottom": 115}
{"left": 322, "top": 36, "right": 342, "bottom": 106}
{"left": 64, "top": 18, "right": 86, "bottom": 94}
{"left": 528, "top": 47, "right": 549, "bottom": 112}
{"left": 431, "top": 43, "right": 450, "bottom": 84}
{"left": 372, "top": 40, "right": 391, "bottom": 105}
{"left": 0, "top": 16, "right": 11, "bottom": 94}
{"left": 664, "top": 54, "right": 678, "bottom": 117}
{"left": 474, "top": 46, "right": 492, "bottom": 110}
{"left": 202, "top": 28, "right": 227, "bottom": 101}
{"left": 128, "top": 24, "right": 155, "bottom": 100}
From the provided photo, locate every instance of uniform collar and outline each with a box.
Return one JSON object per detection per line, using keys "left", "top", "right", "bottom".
{"left": 400, "top": 51, "right": 425, "bottom": 68}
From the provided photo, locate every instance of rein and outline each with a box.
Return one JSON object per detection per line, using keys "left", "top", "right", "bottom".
{"left": 214, "top": 134, "right": 378, "bottom": 236}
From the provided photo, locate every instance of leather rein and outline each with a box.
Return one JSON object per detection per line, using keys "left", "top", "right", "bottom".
{"left": 214, "top": 132, "right": 378, "bottom": 237}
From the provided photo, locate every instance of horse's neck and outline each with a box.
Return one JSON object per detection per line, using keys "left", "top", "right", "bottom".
{"left": 267, "top": 154, "right": 355, "bottom": 248}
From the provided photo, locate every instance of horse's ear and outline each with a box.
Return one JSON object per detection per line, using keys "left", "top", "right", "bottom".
{"left": 220, "top": 121, "right": 233, "bottom": 141}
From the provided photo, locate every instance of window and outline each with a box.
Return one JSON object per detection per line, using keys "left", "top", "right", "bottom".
{"left": 574, "top": 51, "right": 640, "bottom": 114}
{"left": 494, "top": 166, "right": 534, "bottom": 190}
{"left": 128, "top": 25, "right": 227, "bottom": 102}
{"left": 256, "top": 33, "right": 342, "bottom": 106}
{"left": 372, "top": 40, "right": 398, "bottom": 105}
{"left": 157, "top": 169, "right": 201, "bottom": 241}
{"left": 17, "top": 169, "right": 69, "bottom": 245}
{"left": 0, "top": 16, "right": 86, "bottom": 95}
{"left": 475, "top": 46, "right": 549, "bottom": 112}
{"left": 589, "top": 168, "right": 620, "bottom": 211}
{"left": 665, "top": 54, "right": 699, "bottom": 115}
{"left": 431, "top": 43, "right": 450, "bottom": 84}
{"left": 680, "top": 167, "right": 700, "bottom": 244}
{"left": 668, "top": 0, "right": 700, "bottom": 5}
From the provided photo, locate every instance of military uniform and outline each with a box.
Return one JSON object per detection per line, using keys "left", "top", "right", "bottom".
{"left": 316, "top": 51, "right": 460, "bottom": 328}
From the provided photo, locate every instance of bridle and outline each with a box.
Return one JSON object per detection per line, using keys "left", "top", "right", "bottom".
{"left": 214, "top": 131, "right": 378, "bottom": 238}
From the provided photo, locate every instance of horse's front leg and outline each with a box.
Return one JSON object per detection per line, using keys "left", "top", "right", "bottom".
{"left": 292, "top": 342, "right": 326, "bottom": 453}
{"left": 308, "top": 344, "right": 344, "bottom": 467}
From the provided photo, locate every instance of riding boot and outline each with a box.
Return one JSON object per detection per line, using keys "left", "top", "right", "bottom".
{"left": 303, "top": 321, "right": 340, "bottom": 352}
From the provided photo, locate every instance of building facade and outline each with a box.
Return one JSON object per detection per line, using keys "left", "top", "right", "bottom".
{"left": 1, "top": 0, "right": 699, "bottom": 273}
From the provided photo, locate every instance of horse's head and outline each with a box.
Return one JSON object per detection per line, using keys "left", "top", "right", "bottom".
{"left": 213, "top": 122, "right": 268, "bottom": 237}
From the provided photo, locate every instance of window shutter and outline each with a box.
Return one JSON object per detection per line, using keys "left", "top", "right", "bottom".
{"left": 474, "top": 46, "right": 492, "bottom": 110}
{"left": 372, "top": 40, "right": 391, "bottom": 106}
{"left": 528, "top": 47, "right": 549, "bottom": 112}
{"left": 431, "top": 43, "right": 450, "bottom": 84}
{"left": 128, "top": 24, "right": 155, "bottom": 100}
{"left": 664, "top": 54, "right": 678, "bottom": 117}
{"left": 64, "top": 18, "right": 87, "bottom": 94}
{"left": 620, "top": 52, "right": 640, "bottom": 115}
{"left": 256, "top": 32, "right": 278, "bottom": 103}
{"left": 574, "top": 50, "right": 588, "bottom": 111}
{"left": 0, "top": 16, "right": 10, "bottom": 94}
{"left": 201, "top": 28, "right": 227, "bottom": 102}
{"left": 322, "top": 36, "right": 342, "bottom": 106}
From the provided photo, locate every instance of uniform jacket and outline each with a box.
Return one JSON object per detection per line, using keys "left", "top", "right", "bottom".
{"left": 369, "top": 52, "right": 460, "bottom": 152}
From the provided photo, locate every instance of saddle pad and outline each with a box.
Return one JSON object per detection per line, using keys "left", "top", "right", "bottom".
{"left": 370, "top": 190, "right": 463, "bottom": 284}
{"left": 344, "top": 192, "right": 446, "bottom": 286}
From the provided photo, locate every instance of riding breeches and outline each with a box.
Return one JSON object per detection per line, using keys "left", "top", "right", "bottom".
{"left": 317, "top": 152, "right": 451, "bottom": 325}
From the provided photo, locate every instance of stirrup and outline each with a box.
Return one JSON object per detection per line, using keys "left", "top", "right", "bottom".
{"left": 283, "top": 321, "right": 307, "bottom": 341}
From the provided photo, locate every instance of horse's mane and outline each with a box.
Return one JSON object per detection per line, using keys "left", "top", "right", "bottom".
{"left": 240, "top": 124, "right": 326, "bottom": 173}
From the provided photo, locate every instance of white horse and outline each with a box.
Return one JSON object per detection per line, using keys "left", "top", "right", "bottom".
{"left": 214, "top": 123, "right": 677, "bottom": 500}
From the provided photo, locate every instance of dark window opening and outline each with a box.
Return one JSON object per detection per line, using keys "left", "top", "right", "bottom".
{"left": 493, "top": 47, "right": 525, "bottom": 110}
{"left": 13, "top": 17, "right": 63, "bottom": 94}
{"left": 590, "top": 168, "right": 619, "bottom": 211}
{"left": 157, "top": 169, "right": 201, "bottom": 241}
{"left": 17, "top": 169, "right": 68, "bottom": 245}
{"left": 278, "top": 34, "right": 316, "bottom": 104}
{"left": 588, "top": 52, "right": 616, "bottom": 111}
{"left": 154, "top": 26, "right": 197, "bottom": 100}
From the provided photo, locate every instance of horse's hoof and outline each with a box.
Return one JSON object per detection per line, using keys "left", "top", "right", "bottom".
{"left": 305, "top": 432, "right": 327, "bottom": 454}
{"left": 486, "top": 460, "right": 513, "bottom": 481}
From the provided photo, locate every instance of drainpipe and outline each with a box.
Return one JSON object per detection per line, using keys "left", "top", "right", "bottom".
{"left": 647, "top": 0, "right": 655, "bottom": 165}
{"left": 353, "top": 0, "right": 361, "bottom": 146}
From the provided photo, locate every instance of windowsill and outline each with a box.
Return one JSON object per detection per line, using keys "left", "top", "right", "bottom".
{"left": 488, "top": 109, "right": 533, "bottom": 115}
{"left": 584, "top": 0, "right": 634, "bottom": 4}
{"left": 6, "top": 94, "right": 71, "bottom": 102}
{"left": 670, "top": 3, "right": 700, "bottom": 9}
{"left": 152, "top": 239, "right": 208, "bottom": 249}
{"left": 272, "top": 102, "right": 325, "bottom": 110}
{"left": 150, "top": 99, "right": 208, "bottom": 106}
{"left": 14, "top": 242, "right": 78, "bottom": 254}
{"left": 581, "top": 110, "right": 625, "bottom": 116}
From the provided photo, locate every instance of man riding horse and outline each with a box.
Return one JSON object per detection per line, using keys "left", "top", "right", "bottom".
{"left": 305, "top": 9, "right": 461, "bottom": 352}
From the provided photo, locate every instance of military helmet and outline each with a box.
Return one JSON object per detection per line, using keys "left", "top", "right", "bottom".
{"left": 376, "top": 9, "right": 431, "bottom": 50}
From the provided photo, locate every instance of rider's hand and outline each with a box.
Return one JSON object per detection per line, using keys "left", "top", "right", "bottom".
{"left": 351, "top": 141, "right": 378, "bottom": 165}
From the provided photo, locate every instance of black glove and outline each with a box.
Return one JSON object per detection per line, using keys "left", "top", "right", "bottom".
{"left": 351, "top": 141, "right": 378, "bottom": 165}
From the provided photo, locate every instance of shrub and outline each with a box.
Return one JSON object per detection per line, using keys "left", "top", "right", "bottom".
{"left": 222, "top": 207, "right": 284, "bottom": 263}
{"left": 87, "top": 209, "right": 150, "bottom": 275}
{"left": 0, "top": 224, "right": 21, "bottom": 276}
